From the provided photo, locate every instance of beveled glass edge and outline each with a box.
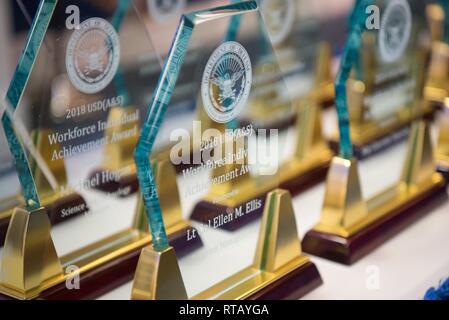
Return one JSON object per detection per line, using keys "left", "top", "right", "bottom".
{"left": 1, "top": 0, "right": 57, "bottom": 210}
{"left": 334, "top": 0, "right": 372, "bottom": 159}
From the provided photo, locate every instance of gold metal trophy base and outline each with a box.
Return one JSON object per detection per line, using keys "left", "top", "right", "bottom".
{"left": 132, "top": 189, "right": 322, "bottom": 300}
{"left": 425, "top": 41, "right": 449, "bottom": 110}
{"left": 131, "top": 247, "right": 188, "bottom": 300}
{"left": 304, "top": 121, "right": 447, "bottom": 265}
{"left": 279, "top": 101, "right": 333, "bottom": 195}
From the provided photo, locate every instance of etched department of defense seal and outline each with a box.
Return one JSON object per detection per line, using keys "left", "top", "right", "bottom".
{"left": 201, "top": 41, "right": 252, "bottom": 124}
{"left": 261, "top": 0, "right": 295, "bottom": 46}
{"left": 66, "top": 18, "right": 120, "bottom": 94}
{"left": 379, "top": 0, "right": 412, "bottom": 63}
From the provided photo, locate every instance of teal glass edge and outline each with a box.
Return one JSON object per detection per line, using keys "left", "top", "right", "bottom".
{"left": 1, "top": 0, "right": 57, "bottom": 211}
{"left": 134, "top": 1, "right": 258, "bottom": 251}
{"left": 334, "top": 0, "right": 373, "bottom": 159}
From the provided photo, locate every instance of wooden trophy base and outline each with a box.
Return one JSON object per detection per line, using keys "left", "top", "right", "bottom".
{"left": 245, "top": 261, "right": 322, "bottom": 300}
{"left": 0, "top": 192, "right": 87, "bottom": 246}
{"left": 193, "top": 256, "right": 322, "bottom": 300}
{"left": 88, "top": 169, "right": 139, "bottom": 197}
{"left": 302, "top": 181, "right": 448, "bottom": 265}
{"left": 0, "top": 223, "right": 201, "bottom": 300}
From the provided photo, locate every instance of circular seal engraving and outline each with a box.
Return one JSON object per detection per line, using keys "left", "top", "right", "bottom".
{"left": 66, "top": 18, "right": 120, "bottom": 94}
{"left": 379, "top": 0, "right": 412, "bottom": 63}
{"left": 201, "top": 41, "right": 252, "bottom": 124}
{"left": 147, "top": 0, "right": 186, "bottom": 23}
{"left": 261, "top": 0, "right": 295, "bottom": 46}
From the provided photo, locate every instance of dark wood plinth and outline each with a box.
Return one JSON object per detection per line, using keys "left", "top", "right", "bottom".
{"left": 302, "top": 182, "right": 448, "bottom": 265}
{"left": 0, "top": 192, "right": 87, "bottom": 247}
{"left": 247, "top": 261, "right": 323, "bottom": 300}
{"left": 0, "top": 225, "right": 202, "bottom": 300}
{"left": 88, "top": 169, "right": 139, "bottom": 197}
{"left": 191, "top": 196, "right": 266, "bottom": 232}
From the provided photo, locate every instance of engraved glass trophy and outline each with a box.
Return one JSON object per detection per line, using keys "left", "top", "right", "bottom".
{"left": 303, "top": 0, "right": 447, "bottom": 265}
{"left": 130, "top": 1, "right": 322, "bottom": 300}
{"left": 328, "top": 0, "right": 434, "bottom": 159}
{"left": 0, "top": 0, "right": 198, "bottom": 300}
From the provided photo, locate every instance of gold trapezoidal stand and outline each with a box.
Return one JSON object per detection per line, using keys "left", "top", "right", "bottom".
{"left": 425, "top": 41, "right": 449, "bottom": 109}
{"left": 303, "top": 120, "right": 447, "bottom": 265}
{"left": 131, "top": 189, "right": 322, "bottom": 300}
{"left": 313, "top": 42, "right": 335, "bottom": 108}
{"left": 278, "top": 97, "right": 334, "bottom": 194}
{"left": 425, "top": 3, "right": 449, "bottom": 108}
{"left": 0, "top": 207, "right": 63, "bottom": 299}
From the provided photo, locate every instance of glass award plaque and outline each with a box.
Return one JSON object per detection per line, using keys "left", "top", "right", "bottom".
{"left": 0, "top": 0, "right": 200, "bottom": 300}
{"left": 130, "top": 1, "right": 322, "bottom": 300}
{"left": 302, "top": 0, "right": 447, "bottom": 265}
{"left": 328, "top": 0, "right": 434, "bottom": 159}
{"left": 243, "top": 0, "right": 335, "bottom": 130}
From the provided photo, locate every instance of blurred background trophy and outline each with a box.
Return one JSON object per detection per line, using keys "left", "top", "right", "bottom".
{"left": 303, "top": 0, "right": 447, "bottom": 265}
{"left": 328, "top": 0, "right": 435, "bottom": 159}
